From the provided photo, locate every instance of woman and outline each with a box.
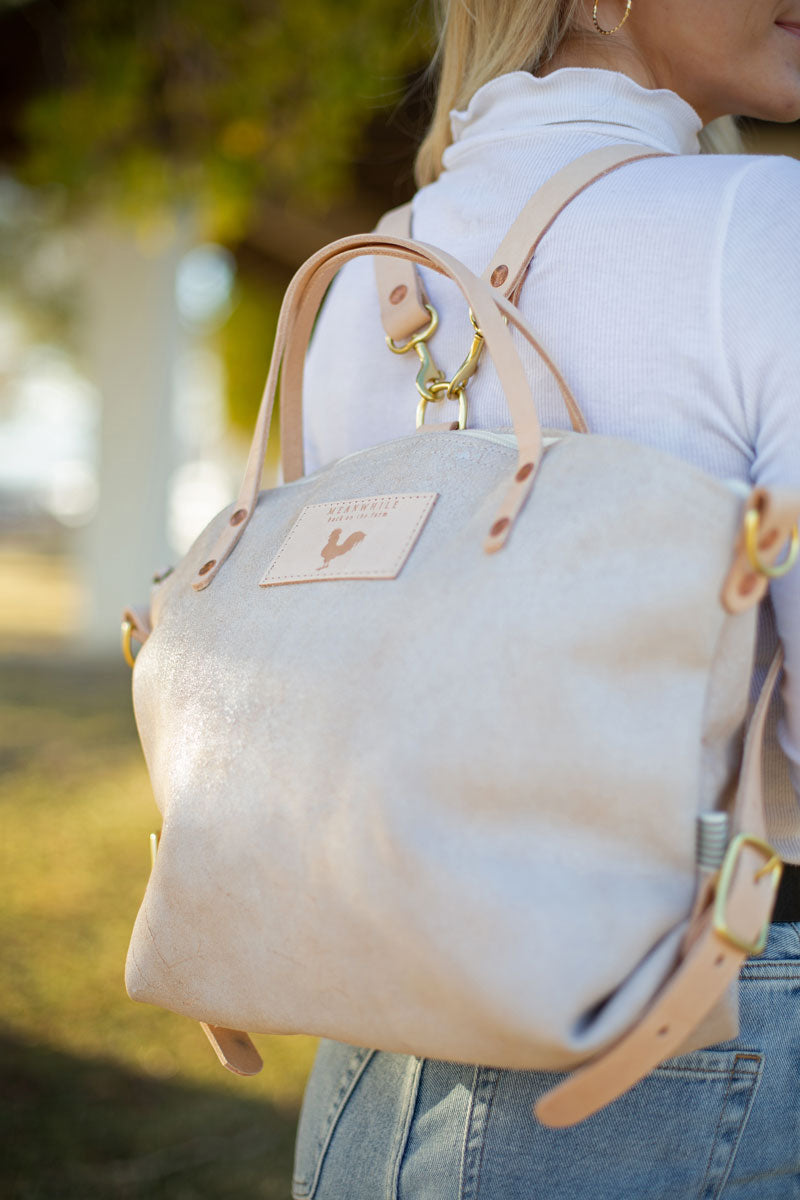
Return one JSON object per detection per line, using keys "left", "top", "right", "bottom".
{"left": 294, "top": 2, "right": 800, "bottom": 1195}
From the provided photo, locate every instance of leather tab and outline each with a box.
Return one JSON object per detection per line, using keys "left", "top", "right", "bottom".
{"left": 483, "top": 458, "right": 540, "bottom": 554}
{"left": 375, "top": 204, "right": 431, "bottom": 341}
{"left": 721, "top": 487, "right": 800, "bottom": 614}
{"left": 419, "top": 420, "right": 461, "bottom": 433}
{"left": 122, "top": 604, "right": 152, "bottom": 646}
{"left": 199, "top": 1023, "right": 263, "bottom": 1076}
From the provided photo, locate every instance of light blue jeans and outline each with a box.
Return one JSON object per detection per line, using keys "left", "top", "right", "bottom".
{"left": 292, "top": 923, "right": 800, "bottom": 1199}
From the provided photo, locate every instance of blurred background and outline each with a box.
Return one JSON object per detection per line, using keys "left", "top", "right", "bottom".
{"left": 0, "top": 2, "right": 797, "bottom": 1196}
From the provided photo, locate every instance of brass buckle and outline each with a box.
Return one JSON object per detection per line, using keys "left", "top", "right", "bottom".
{"left": 713, "top": 832, "right": 783, "bottom": 956}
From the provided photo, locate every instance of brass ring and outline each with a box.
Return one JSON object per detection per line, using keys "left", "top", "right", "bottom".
{"left": 121, "top": 620, "right": 136, "bottom": 669}
{"left": 417, "top": 381, "right": 468, "bottom": 430}
{"left": 744, "top": 508, "right": 800, "bottom": 579}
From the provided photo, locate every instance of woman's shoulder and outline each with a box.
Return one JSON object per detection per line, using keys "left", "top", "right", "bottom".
{"left": 606, "top": 145, "right": 796, "bottom": 197}
{"left": 705, "top": 153, "right": 800, "bottom": 266}
{"left": 712, "top": 151, "right": 800, "bottom": 218}
{"left": 638, "top": 148, "right": 800, "bottom": 210}
{"left": 603, "top": 150, "right": 800, "bottom": 261}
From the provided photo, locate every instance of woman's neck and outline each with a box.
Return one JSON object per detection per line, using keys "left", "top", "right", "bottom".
{"left": 541, "top": 31, "right": 660, "bottom": 97}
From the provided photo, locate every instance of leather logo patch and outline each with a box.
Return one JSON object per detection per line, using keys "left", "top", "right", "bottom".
{"left": 259, "top": 492, "right": 438, "bottom": 586}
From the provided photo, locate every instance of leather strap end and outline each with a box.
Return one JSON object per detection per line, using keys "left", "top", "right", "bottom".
{"left": 199, "top": 1023, "right": 263, "bottom": 1076}
{"left": 419, "top": 421, "right": 461, "bottom": 433}
{"left": 533, "top": 915, "right": 745, "bottom": 1129}
{"left": 122, "top": 604, "right": 152, "bottom": 646}
{"left": 483, "top": 455, "right": 540, "bottom": 554}
{"left": 191, "top": 507, "right": 255, "bottom": 591}
{"left": 533, "top": 646, "right": 784, "bottom": 1129}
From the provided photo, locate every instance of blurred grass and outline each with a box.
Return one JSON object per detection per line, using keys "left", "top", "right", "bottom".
{"left": 0, "top": 547, "right": 85, "bottom": 657}
{"left": 0, "top": 550, "right": 317, "bottom": 1198}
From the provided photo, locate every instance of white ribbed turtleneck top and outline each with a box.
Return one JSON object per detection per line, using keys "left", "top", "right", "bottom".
{"left": 302, "top": 68, "right": 800, "bottom": 858}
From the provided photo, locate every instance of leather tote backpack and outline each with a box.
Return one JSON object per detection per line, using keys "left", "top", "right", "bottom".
{"left": 122, "top": 147, "right": 800, "bottom": 1127}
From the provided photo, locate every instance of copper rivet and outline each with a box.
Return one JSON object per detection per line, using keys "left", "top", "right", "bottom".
{"left": 490, "top": 517, "right": 510, "bottom": 538}
{"left": 515, "top": 462, "right": 535, "bottom": 482}
{"left": 230, "top": 508, "right": 247, "bottom": 526}
{"left": 739, "top": 574, "right": 757, "bottom": 596}
{"left": 389, "top": 285, "right": 407, "bottom": 305}
{"left": 490, "top": 264, "right": 509, "bottom": 288}
{"left": 761, "top": 530, "right": 779, "bottom": 549}
{"left": 199, "top": 559, "right": 216, "bottom": 576}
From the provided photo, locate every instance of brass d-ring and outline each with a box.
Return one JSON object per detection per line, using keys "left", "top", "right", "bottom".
{"left": 744, "top": 508, "right": 800, "bottom": 579}
{"left": 121, "top": 620, "right": 136, "bottom": 668}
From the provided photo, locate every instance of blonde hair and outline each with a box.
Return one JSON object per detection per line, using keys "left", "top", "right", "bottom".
{"left": 415, "top": 0, "right": 742, "bottom": 187}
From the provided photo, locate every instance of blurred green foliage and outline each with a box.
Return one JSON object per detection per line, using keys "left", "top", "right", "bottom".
{"left": 14, "top": 0, "right": 433, "bottom": 240}
{"left": 218, "top": 267, "right": 283, "bottom": 435}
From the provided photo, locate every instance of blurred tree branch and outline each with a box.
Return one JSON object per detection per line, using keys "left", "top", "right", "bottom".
{"left": 1, "top": 0, "right": 433, "bottom": 240}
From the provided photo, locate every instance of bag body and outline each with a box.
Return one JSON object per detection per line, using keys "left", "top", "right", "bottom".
{"left": 127, "top": 424, "right": 756, "bottom": 1069}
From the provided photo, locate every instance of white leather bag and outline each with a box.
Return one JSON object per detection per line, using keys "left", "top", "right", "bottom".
{"left": 123, "top": 149, "right": 800, "bottom": 1127}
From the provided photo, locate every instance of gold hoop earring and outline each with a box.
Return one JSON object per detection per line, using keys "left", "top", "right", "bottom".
{"left": 592, "top": 0, "right": 632, "bottom": 36}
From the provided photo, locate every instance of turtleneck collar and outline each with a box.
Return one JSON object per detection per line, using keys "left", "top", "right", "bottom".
{"left": 446, "top": 68, "right": 703, "bottom": 162}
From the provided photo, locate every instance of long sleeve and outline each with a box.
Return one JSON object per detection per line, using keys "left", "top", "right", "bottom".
{"left": 720, "top": 155, "right": 800, "bottom": 847}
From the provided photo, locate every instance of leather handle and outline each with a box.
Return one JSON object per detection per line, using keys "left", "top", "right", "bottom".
{"left": 279, "top": 264, "right": 588, "bottom": 485}
{"left": 192, "top": 234, "right": 583, "bottom": 590}
{"left": 278, "top": 240, "right": 584, "bottom": 483}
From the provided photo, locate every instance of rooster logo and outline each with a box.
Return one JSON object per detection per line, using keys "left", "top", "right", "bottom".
{"left": 317, "top": 527, "right": 366, "bottom": 569}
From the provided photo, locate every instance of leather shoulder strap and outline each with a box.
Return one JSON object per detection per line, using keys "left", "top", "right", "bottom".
{"left": 483, "top": 144, "right": 668, "bottom": 302}
{"left": 375, "top": 144, "right": 669, "bottom": 342}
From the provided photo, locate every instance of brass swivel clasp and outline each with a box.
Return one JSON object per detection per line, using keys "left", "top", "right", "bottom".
{"left": 385, "top": 304, "right": 445, "bottom": 406}
{"left": 386, "top": 303, "right": 486, "bottom": 432}
{"left": 446, "top": 309, "right": 485, "bottom": 399}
